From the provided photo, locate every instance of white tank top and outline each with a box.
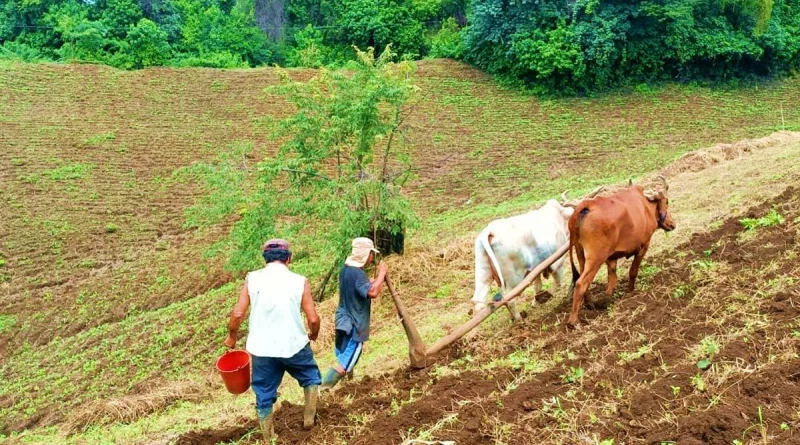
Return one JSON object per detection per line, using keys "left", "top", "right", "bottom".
{"left": 245, "top": 263, "right": 309, "bottom": 358}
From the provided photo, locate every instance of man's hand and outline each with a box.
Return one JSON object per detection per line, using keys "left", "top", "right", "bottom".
{"left": 224, "top": 333, "right": 237, "bottom": 348}
{"left": 301, "top": 280, "right": 321, "bottom": 342}
{"left": 367, "top": 260, "right": 388, "bottom": 299}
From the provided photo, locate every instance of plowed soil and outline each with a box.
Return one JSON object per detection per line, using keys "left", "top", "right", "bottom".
{"left": 178, "top": 187, "right": 800, "bottom": 444}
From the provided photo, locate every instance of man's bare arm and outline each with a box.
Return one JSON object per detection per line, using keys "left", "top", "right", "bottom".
{"left": 301, "top": 279, "right": 321, "bottom": 340}
{"left": 224, "top": 280, "right": 250, "bottom": 347}
{"left": 366, "top": 261, "right": 388, "bottom": 299}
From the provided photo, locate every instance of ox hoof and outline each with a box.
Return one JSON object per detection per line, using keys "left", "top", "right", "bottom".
{"left": 534, "top": 291, "right": 553, "bottom": 304}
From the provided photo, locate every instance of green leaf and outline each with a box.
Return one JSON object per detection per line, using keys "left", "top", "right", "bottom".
{"left": 697, "top": 359, "right": 712, "bottom": 370}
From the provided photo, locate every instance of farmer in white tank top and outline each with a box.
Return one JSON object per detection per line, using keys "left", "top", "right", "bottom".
{"left": 223, "top": 239, "right": 322, "bottom": 443}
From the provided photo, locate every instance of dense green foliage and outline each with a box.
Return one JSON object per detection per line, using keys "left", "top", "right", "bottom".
{"left": 0, "top": 0, "right": 272, "bottom": 67}
{"left": 465, "top": 0, "right": 800, "bottom": 92}
{"left": 2, "top": 0, "right": 798, "bottom": 90}
{"left": 179, "top": 48, "right": 419, "bottom": 282}
{"left": 0, "top": 0, "right": 465, "bottom": 68}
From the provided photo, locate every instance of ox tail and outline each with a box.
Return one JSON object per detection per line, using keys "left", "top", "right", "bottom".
{"left": 480, "top": 229, "right": 505, "bottom": 289}
{"left": 569, "top": 205, "right": 589, "bottom": 293}
{"left": 569, "top": 236, "right": 579, "bottom": 293}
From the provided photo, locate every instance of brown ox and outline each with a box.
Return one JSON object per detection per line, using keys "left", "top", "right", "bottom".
{"left": 566, "top": 177, "right": 676, "bottom": 326}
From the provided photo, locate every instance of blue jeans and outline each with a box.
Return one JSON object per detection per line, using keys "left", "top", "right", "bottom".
{"left": 251, "top": 343, "right": 321, "bottom": 419}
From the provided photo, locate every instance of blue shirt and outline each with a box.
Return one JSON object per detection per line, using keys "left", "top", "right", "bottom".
{"left": 335, "top": 266, "right": 373, "bottom": 342}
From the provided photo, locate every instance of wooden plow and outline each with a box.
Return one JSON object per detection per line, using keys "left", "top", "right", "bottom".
{"left": 386, "top": 243, "right": 570, "bottom": 369}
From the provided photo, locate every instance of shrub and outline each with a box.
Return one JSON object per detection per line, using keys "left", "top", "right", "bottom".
{"left": 428, "top": 17, "right": 464, "bottom": 59}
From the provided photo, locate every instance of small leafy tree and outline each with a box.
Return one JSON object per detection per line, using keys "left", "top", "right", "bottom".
{"left": 181, "top": 46, "right": 419, "bottom": 295}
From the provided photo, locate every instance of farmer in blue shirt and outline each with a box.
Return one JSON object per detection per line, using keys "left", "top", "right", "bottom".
{"left": 322, "top": 237, "right": 388, "bottom": 388}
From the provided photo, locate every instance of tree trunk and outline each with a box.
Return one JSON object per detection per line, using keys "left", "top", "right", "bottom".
{"left": 314, "top": 260, "right": 338, "bottom": 301}
{"left": 255, "top": 0, "right": 287, "bottom": 42}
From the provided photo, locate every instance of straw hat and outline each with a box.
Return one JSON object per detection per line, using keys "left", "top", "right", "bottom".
{"left": 345, "top": 237, "right": 380, "bottom": 268}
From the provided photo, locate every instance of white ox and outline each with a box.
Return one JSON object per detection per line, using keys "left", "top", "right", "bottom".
{"left": 472, "top": 199, "right": 574, "bottom": 320}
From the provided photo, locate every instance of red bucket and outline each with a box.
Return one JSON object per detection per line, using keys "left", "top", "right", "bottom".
{"left": 216, "top": 350, "right": 251, "bottom": 394}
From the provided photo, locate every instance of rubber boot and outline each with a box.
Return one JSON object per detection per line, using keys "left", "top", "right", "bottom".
{"left": 259, "top": 412, "right": 275, "bottom": 443}
{"left": 321, "top": 368, "right": 344, "bottom": 390}
{"left": 303, "top": 385, "right": 319, "bottom": 429}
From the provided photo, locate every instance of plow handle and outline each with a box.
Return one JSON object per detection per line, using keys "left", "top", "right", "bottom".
{"left": 385, "top": 275, "right": 429, "bottom": 368}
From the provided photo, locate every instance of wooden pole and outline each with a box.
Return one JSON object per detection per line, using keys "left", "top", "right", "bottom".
{"left": 424, "top": 243, "right": 569, "bottom": 357}
{"left": 385, "top": 276, "right": 429, "bottom": 369}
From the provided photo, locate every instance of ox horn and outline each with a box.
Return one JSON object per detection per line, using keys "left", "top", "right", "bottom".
{"left": 561, "top": 186, "right": 603, "bottom": 208}
{"left": 644, "top": 175, "right": 669, "bottom": 200}
{"left": 586, "top": 185, "right": 604, "bottom": 198}
{"left": 657, "top": 175, "right": 669, "bottom": 192}
{"left": 560, "top": 190, "right": 576, "bottom": 207}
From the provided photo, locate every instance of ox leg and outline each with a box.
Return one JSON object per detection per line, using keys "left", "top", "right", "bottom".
{"left": 531, "top": 275, "right": 543, "bottom": 304}
{"left": 552, "top": 262, "right": 565, "bottom": 292}
{"left": 605, "top": 259, "right": 618, "bottom": 298}
{"left": 506, "top": 283, "right": 523, "bottom": 321}
{"left": 576, "top": 245, "right": 586, "bottom": 275}
{"left": 567, "top": 257, "right": 604, "bottom": 326}
{"left": 507, "top": 301, "right": 523, "bottom": 321}
{"left": 628, "top": 244, "right": 650, "bottom": 292}
{"left": 471, "top": 280, "right": 492, "bottom": 316}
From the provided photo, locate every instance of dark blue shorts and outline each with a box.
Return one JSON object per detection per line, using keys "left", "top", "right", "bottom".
{"left": 251, "top": 343, "right": 321, "bottom": 418}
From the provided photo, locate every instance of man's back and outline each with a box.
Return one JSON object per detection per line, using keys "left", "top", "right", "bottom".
{"left": 247, "top": 263, "right": 308, "bottom": 357}
{"left": 336, "top": 265, "right": 372, "bottom": 342}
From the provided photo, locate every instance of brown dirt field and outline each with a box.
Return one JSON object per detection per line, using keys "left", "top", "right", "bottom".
{"left": 2, "top": 61, "right": 799, "bottom": 360}
{"left": 174, "top": 186, "right": 800, "bottom": 444}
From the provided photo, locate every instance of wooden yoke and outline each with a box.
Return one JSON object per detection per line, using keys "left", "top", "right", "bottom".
{"left": 386, "top": 243, "right": 570, "bottom": 369}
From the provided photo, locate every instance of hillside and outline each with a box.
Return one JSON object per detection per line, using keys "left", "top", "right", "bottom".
{"left": 1, "top": 59, "right": 800, "bottom": 443}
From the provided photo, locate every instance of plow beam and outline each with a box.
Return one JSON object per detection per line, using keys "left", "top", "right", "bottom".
{"left": 387, "top": 243, "right": 570, "bottom": 369}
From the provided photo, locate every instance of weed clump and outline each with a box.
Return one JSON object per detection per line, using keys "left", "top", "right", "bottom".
{"left": 740, "top": 208, "right": 785, "bottom": 231}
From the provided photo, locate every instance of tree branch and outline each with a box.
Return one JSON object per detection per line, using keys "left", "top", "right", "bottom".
{"left": 280, "top": 168, "right": 333, "bottom": 182}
